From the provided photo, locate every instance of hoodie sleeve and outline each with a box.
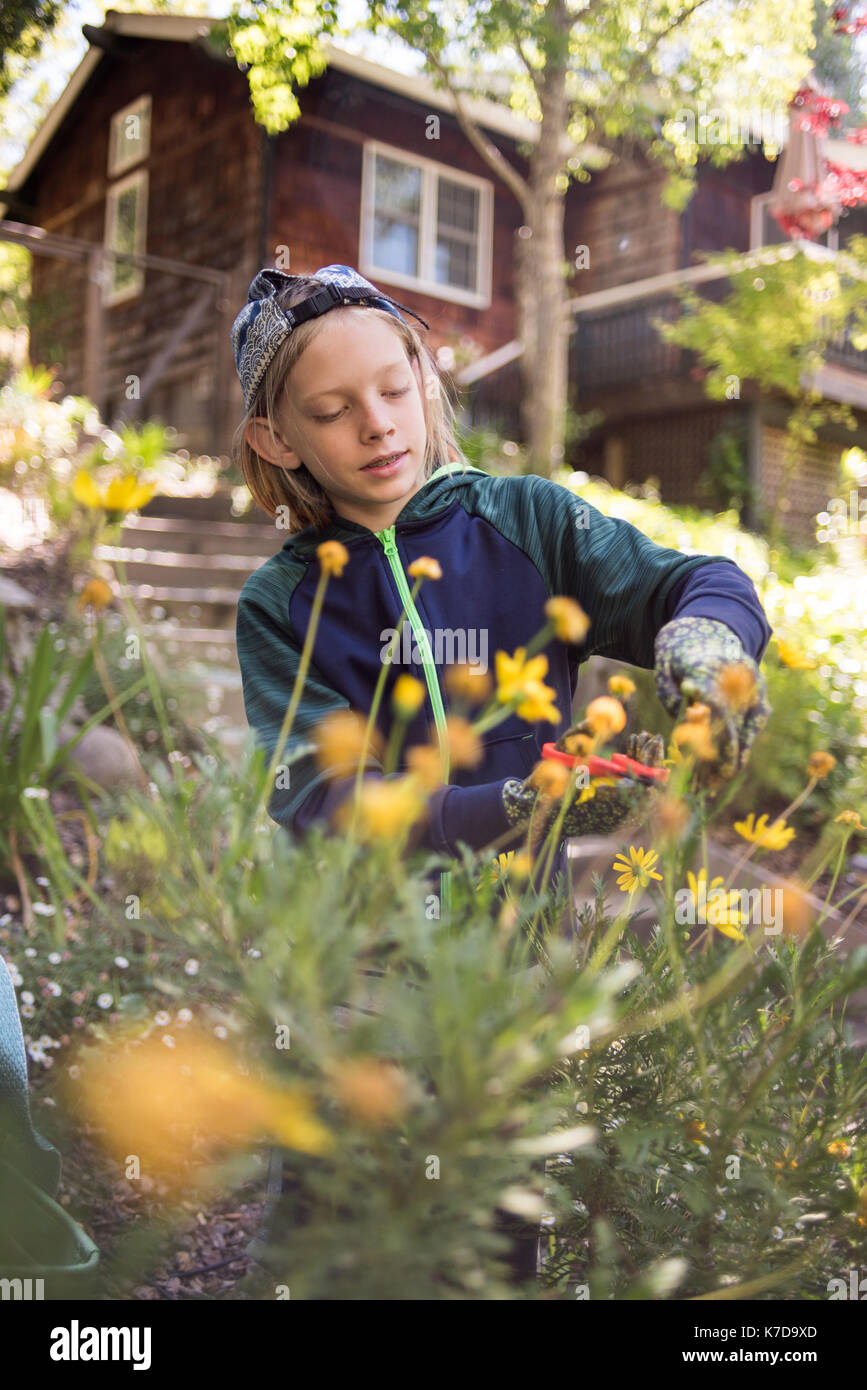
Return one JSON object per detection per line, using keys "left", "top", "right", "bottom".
{"left": 294, "top": 769, "right": 522, "bottom": 856}
{"left": 517, "top": 476, "right": 769, "bottom": 669}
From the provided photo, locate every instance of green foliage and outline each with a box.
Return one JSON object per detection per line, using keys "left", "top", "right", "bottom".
{"left": 21, "top": 710, "right": 867, "bottom": 1299}
{"left": 0, "top": 606, "right": 147, "bottom": 890}
{"left": 699, "top": 426, "right": 756, "bottom": 518}
{"left": 0, "top": 0, "right": 62, "bottom": 97}
{"left": 659, "top": 241, "right": 867, "bottom": 419}
{"left": 67, "top": 612, "right": 204, "bottom": 760}
{"left": 545, "top": 917, "right": 867, "bottom": 1300}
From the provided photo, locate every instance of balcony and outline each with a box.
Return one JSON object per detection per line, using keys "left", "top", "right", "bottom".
{"left": 460, "top": 242, "right": 867, "bottom": 439}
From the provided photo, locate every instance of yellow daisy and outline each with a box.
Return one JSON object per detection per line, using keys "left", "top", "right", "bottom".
{"left": 686, "top": 868, "right": 746, "bottom": 941}
{"left": 733, "top": 813, "right": 795, "bottom": 851}
{"left": 607, "top": 674, "right": 636, "bottom": 699}
{"left": 611, "top": 844, "right": 663, "bottom": 893}
{"left": 72, "top": 470, "right": 157, "bottom": 515}
{"left": 774, "top": 638, "right": 816, "bottom": 670}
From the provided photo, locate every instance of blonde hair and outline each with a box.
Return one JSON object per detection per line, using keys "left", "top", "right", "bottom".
{"left": 231, "top": 274, "right": 471, "bottom": 534}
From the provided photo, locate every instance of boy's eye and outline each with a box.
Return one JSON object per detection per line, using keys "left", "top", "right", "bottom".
{"left": 315, "top": 386, "right": 410, "bottom": 423}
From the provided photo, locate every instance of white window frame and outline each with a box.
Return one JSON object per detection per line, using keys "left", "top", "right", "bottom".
{"left": 750, "top": 191, "right": 838, "bottom": 252}
{"left": 108, "top": 94, "right": 152, "bottom": 178}
{"left": 103, "top": 169, "right": 148, "bottom": 307}
{"left": 360, "top": 139, "right": 492, "bottom": 309}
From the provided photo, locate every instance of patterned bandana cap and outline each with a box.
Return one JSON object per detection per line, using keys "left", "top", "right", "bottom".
{"left": 230, "top": 263, "right": 430, "bottom": 410}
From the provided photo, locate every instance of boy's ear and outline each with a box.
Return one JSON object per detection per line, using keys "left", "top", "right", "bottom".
{"left": 245, "top": 417, "right": 302, "bottom": 472}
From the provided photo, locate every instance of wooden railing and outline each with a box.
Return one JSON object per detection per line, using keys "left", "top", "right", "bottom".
{"left": 458, "top": 241, "right": 867, "bottom": 438}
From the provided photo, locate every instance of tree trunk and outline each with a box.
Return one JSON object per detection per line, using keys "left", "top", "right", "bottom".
{"left": 515, "top": 17, "right": 571, "bottom": 479}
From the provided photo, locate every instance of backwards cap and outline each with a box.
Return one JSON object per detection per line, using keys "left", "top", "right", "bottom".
{"left": 230, "top": 263, "right": 430, "bottom": 410}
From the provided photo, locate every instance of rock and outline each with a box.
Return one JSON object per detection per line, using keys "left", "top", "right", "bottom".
{"left": 57, "top": 722, "right": 143, "bottom": 791}
{"left": 0, "top": 575, "right": 39, "bottom": 608}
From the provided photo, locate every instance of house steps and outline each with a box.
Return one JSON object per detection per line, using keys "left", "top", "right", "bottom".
{"left": 98, "top": 491, "right": 283, "bottom": 761}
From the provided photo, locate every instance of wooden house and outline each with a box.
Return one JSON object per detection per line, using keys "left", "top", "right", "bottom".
{"left": 2, "top": 8, "right": 867, "bottom": 541}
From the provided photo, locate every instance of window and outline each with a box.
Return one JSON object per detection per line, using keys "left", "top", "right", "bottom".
{"left": 103, "top": 170, "right": 148, "bottom": 306}
{"left": 108, "top": 95, "right": 151, "bottom": 177}
{"left": 361, "top": 142, "right": 492, "bottom": 307}
{"left": 750, "top": 191, "right": 838, "bottom": 251}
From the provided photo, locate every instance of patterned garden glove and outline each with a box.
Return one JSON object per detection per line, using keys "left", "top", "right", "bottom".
{"left": 653, "top": 617, "right": 770, "bottom": 781}
{"left": 501, "top": 728, "right": 664, "bottom": 842}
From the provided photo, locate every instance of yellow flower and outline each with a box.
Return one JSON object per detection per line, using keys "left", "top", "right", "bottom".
{"left": 334, "top": 776, "right": 426, "bottom": 841}
{"left": 777, "top": 879, "right": 813, "bottom": 939}
{"left": 584, "top": 696, "right": 627, "bottom": 739}
{"left": 686, "top": 869, "right": 746, "bottom": 941}
{"left": 505, "top": 851, "right": 533, "bottom": 882}
{"left": 651, "top": 792, "right": 690, "bottom": 845}
{"left": 493, "top": 648, "right": 562, "bottom": 723}
{"left": 561, "top": 730, "right": 595, "bottom": 758}
{"left": 835, "top": 810, "right": 866, "bottom": 832}
{"left": 404, "top": 744, "right": 443, "bottom": 790}
{"left": 774, "top": 637, "right": 816, "bottom": 670}
{"left": 313, "top": 710, "right": 383, "bottom": 775}
{"left": 407, "top": 555, "right": 442, "bottom": 581}
{"left": 474, "top": 848, "right": 534, "bottom": 894}
{"left": 682, "top": 1117, "right": 706, "bottom": 1143}
{"left": 68, "top": 1026, "right": 332, "bottom": 1189}
{"left": 544, "top": 596, "right": 590, "bottom": 644}
{"left": 685, "top": 702, "right": 712, "bottom": 723}
{"left": 671, "top": 720, "right": 716, "bottom": 762}
{"left": 329, "top": 1057, "right": 409, "bottom": 1127}
{"left": 773, "top": 1150, "right": 799, "bottom": 1171}
{"left": 77, "top": 577, "right": 113, "bottom": 612}
{"left": 72, "top": 470, "right": 157, "bottom": 515}
{"left": 445, "top": 715, "right": 484, "bottom": 769}
{"left": 527, "top": 760, "right": 572, "bottom": 797}
{"left": 516, "top": 685, "right": 561, "bottom": 724}
{"left": 826, "top": 1139, "right": 851, "bottom": 1159}
{"left": 392, "top": 674, "right": 426, "bottom": 719}
{"left": 443, "top": 662, "right": 493, "bottom": 705}
{"left": 495, "top": 647, "right": 550, "bottom": 703}
{"left": 611, "top": 844, "right": 662, "bottom": 893}
{"left": 733, "top": 812, "right": 796, "bottom": 851}
{"left": 807, "top": 751, "right": 836, "bottom": 781}
{"left": 714, "top": 662, "right": 758, "bottom": 713}
{"left": 316, "top": 540, "right": 350, "bottom": 577}
{"left": 607, "top": 674, "right": 636, "bottom": 700}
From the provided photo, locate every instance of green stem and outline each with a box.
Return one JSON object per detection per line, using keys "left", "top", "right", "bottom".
{"left": 348, "top": 583, "right": 419, "bottom": 840}
{"left": 250, "top": 570, "right": 330, "bottom": 835}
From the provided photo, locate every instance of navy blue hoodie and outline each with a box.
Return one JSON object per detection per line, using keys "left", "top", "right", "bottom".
{"left": 235, "top": 461, "right": 771, "bottom": 902}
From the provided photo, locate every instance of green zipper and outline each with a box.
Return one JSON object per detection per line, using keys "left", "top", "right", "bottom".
{"left": 375, "top": 523, "right": 452, "bottom": 922}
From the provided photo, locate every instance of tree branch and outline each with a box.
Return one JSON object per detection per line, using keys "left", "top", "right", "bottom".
{"left": 421, "top": 45, "right": 532, "bottom": 211}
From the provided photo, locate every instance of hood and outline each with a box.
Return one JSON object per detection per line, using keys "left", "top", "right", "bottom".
{"left": 283, "top": 460, "right": 489, "bottom": 559}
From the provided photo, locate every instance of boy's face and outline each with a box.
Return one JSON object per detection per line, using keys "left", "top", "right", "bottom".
{"left": 245, "top": 310, "right": 430, "bottom": 533}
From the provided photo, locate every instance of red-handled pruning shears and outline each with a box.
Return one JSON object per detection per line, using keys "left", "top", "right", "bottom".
{"left": 541, "top": 742, "right": 669, "bottom": 786}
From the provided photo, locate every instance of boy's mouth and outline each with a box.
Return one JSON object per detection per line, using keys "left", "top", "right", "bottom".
{"left": 361, "top": 451, "right": 407, "bottom": 473}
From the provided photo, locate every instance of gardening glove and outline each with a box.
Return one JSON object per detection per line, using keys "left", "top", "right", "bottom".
{"left": 653, "top": 616, "right": 770, "bottom": 782}
{"left": 501, "top": 726, "right": 664, "bottom": 842}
